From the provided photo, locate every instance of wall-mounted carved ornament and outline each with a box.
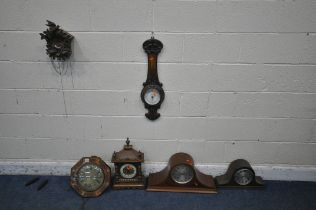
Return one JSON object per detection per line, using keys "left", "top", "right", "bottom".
{"left": 40, "top": 20, "right": 74, "bottom": 61}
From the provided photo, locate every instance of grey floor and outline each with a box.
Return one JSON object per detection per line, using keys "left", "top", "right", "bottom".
{"left": 0, "top": 175, "right": 315, "bottom": 210}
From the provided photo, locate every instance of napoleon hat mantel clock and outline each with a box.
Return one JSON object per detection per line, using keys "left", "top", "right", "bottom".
{"left": 215, "top": 159, "right": 264, "bottom": 188}
{"left": 147, "top": 153, "right": 217, "bottom": 194}
{"left": 141, "top": 36, "right": 165, "bottom": 121}
{"left": 111, "top": 138, "right": 146, "bottom": 189}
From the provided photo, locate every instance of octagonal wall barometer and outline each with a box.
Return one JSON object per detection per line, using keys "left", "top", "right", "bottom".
{"left": 141, "top": 36, "right": 165, "bottom": 121}
{"left": 70, "top": 156, "right": 111, "bottom": 197}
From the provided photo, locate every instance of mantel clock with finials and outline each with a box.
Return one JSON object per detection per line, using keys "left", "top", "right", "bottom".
{"left": 111, "top": 138, "right": 146, "bottom": 189}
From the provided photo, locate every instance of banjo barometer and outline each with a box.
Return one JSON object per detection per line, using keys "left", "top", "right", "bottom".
{"left": 141, "top": 36, "right": 165, "bottom": 120}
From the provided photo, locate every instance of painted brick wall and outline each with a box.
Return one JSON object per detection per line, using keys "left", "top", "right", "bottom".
{"left": 0, "top": 0, "right": 315, "bottom": 166}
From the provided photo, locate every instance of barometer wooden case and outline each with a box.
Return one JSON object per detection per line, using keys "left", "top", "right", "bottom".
{"left": 215, "top": 159, "right": 264, "bottom": 188}
{"left": 70, "top": 156, "right": 111, "bottom": 197}
{"left": 141, "top": 37, "right": 165, "bottom": 121}
{"left": 147, "top": 153, "right": 217, "bottom": 194}
{"left": 111, "top": 138, "right": 145, "bottom": 189}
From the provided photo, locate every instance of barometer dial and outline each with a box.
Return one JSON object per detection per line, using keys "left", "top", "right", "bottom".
{"left": 77, "top": 164, "right": 104, "bottom": 191}
{"left": 144, "top": 88, "right": 161, "bottom": 105}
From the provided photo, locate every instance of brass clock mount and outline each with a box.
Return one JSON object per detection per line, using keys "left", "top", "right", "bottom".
{"left": 141, "top": 37, "right": 165, "bottom": 121}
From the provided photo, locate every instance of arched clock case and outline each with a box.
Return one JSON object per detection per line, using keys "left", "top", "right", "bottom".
{"left": 215, "top": 159, "right": 264, "bottom": 188}
{"left": 147, "top": 153, "right": 217, "bottom": 194}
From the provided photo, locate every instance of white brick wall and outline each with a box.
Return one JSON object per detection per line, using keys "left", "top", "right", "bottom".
{"left": 0, "top": 0, "right": 316, "bottom": 171}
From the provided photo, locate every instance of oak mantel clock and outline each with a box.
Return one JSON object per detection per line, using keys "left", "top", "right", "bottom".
{"left": 147, "top": 153, "right": 217, "bottom": 194}
{"left": 215, "top": 159, "right": 264, "bottom": 188}
{"left": 111, "top": 138, "right": 146, "bottom": 189}
{"left": 141, "top": 36, "right": 164, "bottom": 121}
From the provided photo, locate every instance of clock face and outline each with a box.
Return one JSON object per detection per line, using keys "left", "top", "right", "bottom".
{"left": 144, "top": 88, "right": 161, "bottom": 105}
{"left": 233, "top": 168, "right": 254, "bottom": 186}
{"left": 77, "top": 164, "right": 105, "bottom": 192}
{"left": 120, "top": 164, "right": 137, "bottom": 179}
{"left": 171, "top": 164, "right": 194, "bottom": 184}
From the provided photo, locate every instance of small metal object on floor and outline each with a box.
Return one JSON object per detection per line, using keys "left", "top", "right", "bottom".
{"left": 37, "top": 179, "right": 49, "bottom": 191}
{"left": 25, "top": 177, "right": 40, "bottom": 187}
{"left": 24, "top": 177, "right": 49, "bottom": 191}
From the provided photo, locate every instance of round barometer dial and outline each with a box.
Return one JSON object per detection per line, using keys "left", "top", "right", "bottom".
{"left": 171, "top": 164, "right": 194, "bottom": 184}
{"left": 141, "top": 84, "right": 165, "bottom": 121}
{"left": 120, "top": 163, "right": 137, "bottom": 179}
{"left": 144, "top": 88, "right": 161, "bottom": 105}
{"left": 78, "top": 164, "right": 104, "bottom": 191}
{"left": 233, "top": 168, "right": 254, "bottom": 186}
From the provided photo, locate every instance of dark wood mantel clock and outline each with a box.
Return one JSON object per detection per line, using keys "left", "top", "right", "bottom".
{"left": 215, "top": 159, "right": 264, "bottom": 188}
{"left": 147, "top": 153, "right": 217, "bottom": 194}
{"left": 111, "top": 138, "right": 146, "bottom": 189}
{"left": 141, "top": 37, "right": 164, "bottom": 120}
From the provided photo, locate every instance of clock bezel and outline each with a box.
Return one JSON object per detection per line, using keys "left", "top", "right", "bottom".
{"left": 119, "top": 163, "right": 138, "bottom": 179}
{"left": 141, "top": 84, "right": 165, "bottom": 107}
{"left": 77, "top": 163, "right": 105, "bottom": 192}
{"left": 70, "top": 156, "right": 111, "bottom": 197}
{"left": 170, "top": 164, "right": 195, "bottom": 185}
{"left": 233, "top": 168, "right": 255, "bottom": 186}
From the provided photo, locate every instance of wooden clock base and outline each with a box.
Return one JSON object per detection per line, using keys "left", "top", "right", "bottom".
{"left": 147, "top": 184, "right": 217, "bottom": 194}
{"left": 112, "top": 177, "right": 146, "bottom": 190}
{"left": 147, "top": 173, "right": 216, "bottom": 194}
